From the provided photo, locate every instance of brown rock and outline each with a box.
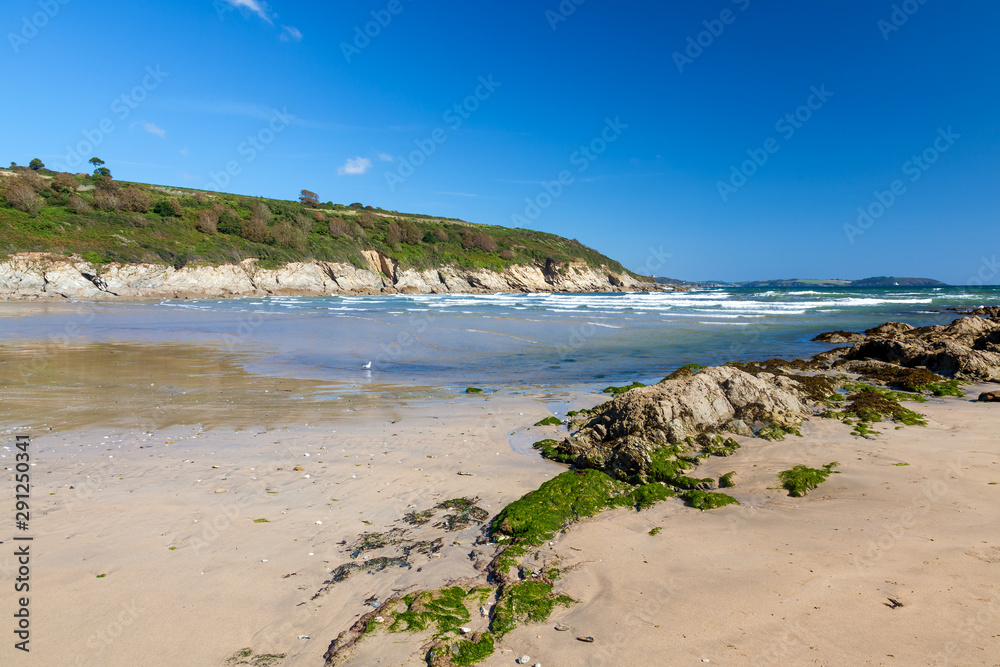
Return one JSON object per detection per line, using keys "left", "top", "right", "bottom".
{"left": 978, "top": 391, "right": 1000, "bottom": 402}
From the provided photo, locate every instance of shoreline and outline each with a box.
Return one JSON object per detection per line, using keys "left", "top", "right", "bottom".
{"left": 2, "top": 312, "right": 999, "bottom": 666}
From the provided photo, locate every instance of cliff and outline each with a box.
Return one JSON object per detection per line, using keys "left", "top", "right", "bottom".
{"left": 0, "top": 252, "right": 666, "bottom": 300}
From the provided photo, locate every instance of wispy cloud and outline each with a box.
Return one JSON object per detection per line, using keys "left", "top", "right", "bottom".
{"left": 131, "top": 122, "right": 166, "bottom": 138}
{"left": 180, "top": 147, "right": 190, "bottom": 156}
{"left": 280, "top": 25, "right": 302, "bottom": 41}
{"left": 378, "top": 153, "right": 394, "bottom": 162}
{"left": 338, "top": 157, "right": 373, "bottom": 175}
{"left": 223, "top": 0, "right": 273, "bottom": 24}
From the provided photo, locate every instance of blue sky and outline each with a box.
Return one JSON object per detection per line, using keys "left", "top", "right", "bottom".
{"left": 3, "top": 0, "right": 998, "bottom": 283}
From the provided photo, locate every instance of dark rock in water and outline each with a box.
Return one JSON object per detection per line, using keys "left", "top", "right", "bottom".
{"left": 812, "top": 330, "right": 865, "bottom": 344}
{"left": 842, "top": 315, "right": 1000, "bottom": 382}
{"left": 864, "top": 321, "right": 916, "bottom": 338}
{"left": 979, "top": 391, "right": 1000, "bottom": 402}
{"left": 955, "top": 306, "right": 1000, "bottom": 319}
{"left": 553, "top": 366, "right": 819, "bottom": 483}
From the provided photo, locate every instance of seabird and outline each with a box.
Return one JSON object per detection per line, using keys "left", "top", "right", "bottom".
{"left": 362, "top": 361, "right": 372, "bottom": 370}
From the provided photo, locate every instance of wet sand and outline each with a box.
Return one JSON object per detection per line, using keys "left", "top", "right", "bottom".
{"left": 2, "top": 341, "right": 998, "bottom": 666}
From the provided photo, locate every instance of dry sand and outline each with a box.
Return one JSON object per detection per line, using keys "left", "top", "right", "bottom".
{"left": 1, "top": 343, "right": 998, "bottom": 667}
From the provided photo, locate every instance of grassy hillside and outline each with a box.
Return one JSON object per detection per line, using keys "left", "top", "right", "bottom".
{"left": 0, "top": 166, "right": 634, "bottom": 275}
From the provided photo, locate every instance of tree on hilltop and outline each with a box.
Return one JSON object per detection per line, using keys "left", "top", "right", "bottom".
{"left": 29, "top": 158, "right": 44, "bottom": 170}
{"left": 299, "top": 189, "right": 319, "bottom": 205}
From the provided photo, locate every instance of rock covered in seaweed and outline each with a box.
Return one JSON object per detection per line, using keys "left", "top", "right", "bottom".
{"left": 839, "top": 315, "right": 1000, "bottom": 382}
{"left": 812, "top": 330, "right": 865, "bottom": 344}
{"left": 556, "top": 366, "right": 819, "bottom": 482}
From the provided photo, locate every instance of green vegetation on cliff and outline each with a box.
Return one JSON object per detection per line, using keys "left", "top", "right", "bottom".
{"left": 0, "top": 167, "right": 634, "bottom": 275}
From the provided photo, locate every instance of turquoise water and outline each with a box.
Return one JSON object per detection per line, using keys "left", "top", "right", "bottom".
{"left": 2, "top": 286, "right": 998, "bottom": 392}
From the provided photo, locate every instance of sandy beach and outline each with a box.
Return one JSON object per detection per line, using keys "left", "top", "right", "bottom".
{"left": 2, "top": 335, "right": 998, "bottom": 667}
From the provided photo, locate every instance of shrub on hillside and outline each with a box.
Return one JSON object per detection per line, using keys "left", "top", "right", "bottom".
{"left": 500, "top": 249, "right": 515, "bottom": 260}
{"left": 93, "top": 189, "right": 121, "bottom": 212}
{"left": 197, "top": 210, "right": 218, "bottom": 234}
{"left": 51, "top": 172, "right": 79, "bottom": 193}
{"left": 3, "top": 183, "right": 43, "bottom": 214}
{"left": 153, "top": 199, "right": 182, "bottom": 217}
{"left": 119, "top": 187, "right": 152, "bottom": 213}
{"left": 387, "top": 221, "right": 402, "bottom": 245}
{"left": 128, "top": 213, "right": 150, "bottom": 228}
{"left": 313, "top": 210, "right": 327, "bottom": 222}
{"left": 272, "top": 220, "right": 307, "bottom": 251}
{"left": 463, "top": 231, "right": 498, "bottom": 253}
{"left": 433, "top": 227, "right": 448, "bottom": 241}
{"left": 216, "top": 207, "right": 241, "bottom": 235}
{"left": 328, "top": 217, "right": 349, "bottom": 237}
{"left": 66, "top": 195, "right": 91, "bottom": 214}
{"left": 15, "top": 171, "right": 47, "bottom": 193}
{"left": 400, "top": 221, "right": 420, "bottom": 244}
{"left": 241, "top": 215, "right": 270, "bottom": 243}
{"left": 357, "top": 211, "right": 377, "bottom": 228}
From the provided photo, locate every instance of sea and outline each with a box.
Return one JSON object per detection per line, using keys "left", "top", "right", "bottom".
{"left": 2, "top": 286, "right": 998, "bottom": 394}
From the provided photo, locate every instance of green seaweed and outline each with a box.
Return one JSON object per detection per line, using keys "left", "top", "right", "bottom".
{"left": 628, "top": 483, "right": 677, "bottom": 510}
{"left": 449, "top": 632, "right": 495, "bottom": 666}
{"left": 700, "top": 435, "right": 741, "bottom": 457}
{"left": 661, "top": 363, "right": 706, "bottom": 381}
{"left": 602, "top": 381, "right": 646, "bottom": 395}
{"left": 465, "top": 387, "right": 484, "bottom": 394}
{"left": 490, "top": 470, "right": 632, "bottom": 546}
{"left": 680, "top": 491, "right": 740, "bottom": 511}
{"left": 718, "top": 472, "right": 736, "bottom": 488}
{"left": 757, "top": 424, "right": 802, "bottom": 441}
{"left": 843, "top": 389, "right": 926, "bottom": 426}
{"left": 533, "top": 416, "right": 562, "bottom": 426}
{"left": 647, "top": 445, "right": 694, "bottom": 483}
{"left": 387, "top": 587, "right": 472, "bottom": 635}
{"left": 531, "top": 439, "right": 576, "bottom": 464}
{"left": 490, "top": 581, "right": 574, "bottom": 639}
{"left": 649, "top": 526, "right": 662, "bottom": 536}
{"left": 778, "top": 462, "right": 840, "bottom": 497}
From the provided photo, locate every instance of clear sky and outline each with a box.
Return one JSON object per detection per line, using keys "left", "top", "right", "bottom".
{"left": 3, "top": 0, "right": 998, "bottom": 283}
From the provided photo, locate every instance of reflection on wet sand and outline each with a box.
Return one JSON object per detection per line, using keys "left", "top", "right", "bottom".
{"left": 0, "top": 340, "right": 452, "bottom": 432}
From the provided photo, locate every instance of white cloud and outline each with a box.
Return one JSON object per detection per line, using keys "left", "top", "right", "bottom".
{"left": 131, "top": 122, "right": 166, "bottom": 138}
{"left": 280, "top": 25, "right": 303, "bottom": 41}
{"left": 224, "top": 0, "right": 273, "bottom": 24}
{"left": 378, "top": 153, "right": 394, "bottom": 162}
{"left": 338, "top": 157, "right": 373, "bottom": 176}
{"left": 180, "top": 147, "right": 190, "bottom": 156}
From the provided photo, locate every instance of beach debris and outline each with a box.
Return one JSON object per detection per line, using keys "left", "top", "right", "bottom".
{"left": 459, "top": 626, "right": 472, "bottom": 634}
{"left": 373, "top": 616, "right": 384, "bottom": 623}
{"left": 297, "top": 634, "right": 310, "bottom": 640}
{"left": 211, "top": 465, "right": 220, "bottom": 469}
{"left": 457, "top": 471, "right": 475, "bottom": 476}
{"left": 480, "top": 605, "right": 489, "bottom": 618}
{"left": 214, "top": 488, "right": 227, "bottom": 493}
{"left": 884, "top": 597, "right": 904, "bottom": 609}
{"left": 316, "top": 520, "right": 322, "bottom": 525}
{"left": 293, "top": 466, "right": 304, "bottom": 471}
{"left": 576, "top": 636, "right": 595, "bottom": 643}
{"left": 554, "top": 625, "right": 570, "bottom": 631}
{"left": 517, "top": 656, "right": 531, "bottom": 664}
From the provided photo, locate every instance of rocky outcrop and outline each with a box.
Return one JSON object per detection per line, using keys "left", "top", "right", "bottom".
{"left": 812, "top": 330, "right": 865, "bottom": 344}
{"left": 0, "top": 252, "right": 664, "bottom": 300}
{"left": 557, "top": 366, "right": 816, "bottom": 482}
{"left": 839, "top": 315, "right": 1000, "bottom": 382}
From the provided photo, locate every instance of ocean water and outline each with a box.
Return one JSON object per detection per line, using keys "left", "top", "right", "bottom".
{"left": 2, "top": 286, "right": 998, "bottom": 392}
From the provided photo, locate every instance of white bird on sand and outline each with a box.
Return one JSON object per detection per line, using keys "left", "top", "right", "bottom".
{"left": 362, "top": 361, "right": 372, "bottom": 370}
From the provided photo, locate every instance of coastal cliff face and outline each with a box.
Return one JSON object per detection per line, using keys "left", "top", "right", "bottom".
{"left": 0, "top": 252, "right": 666, "bottom": 300}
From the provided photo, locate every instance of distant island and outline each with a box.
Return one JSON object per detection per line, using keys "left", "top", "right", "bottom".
{"left": 657, "top": 276, "right": 948, "bottom": 288}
